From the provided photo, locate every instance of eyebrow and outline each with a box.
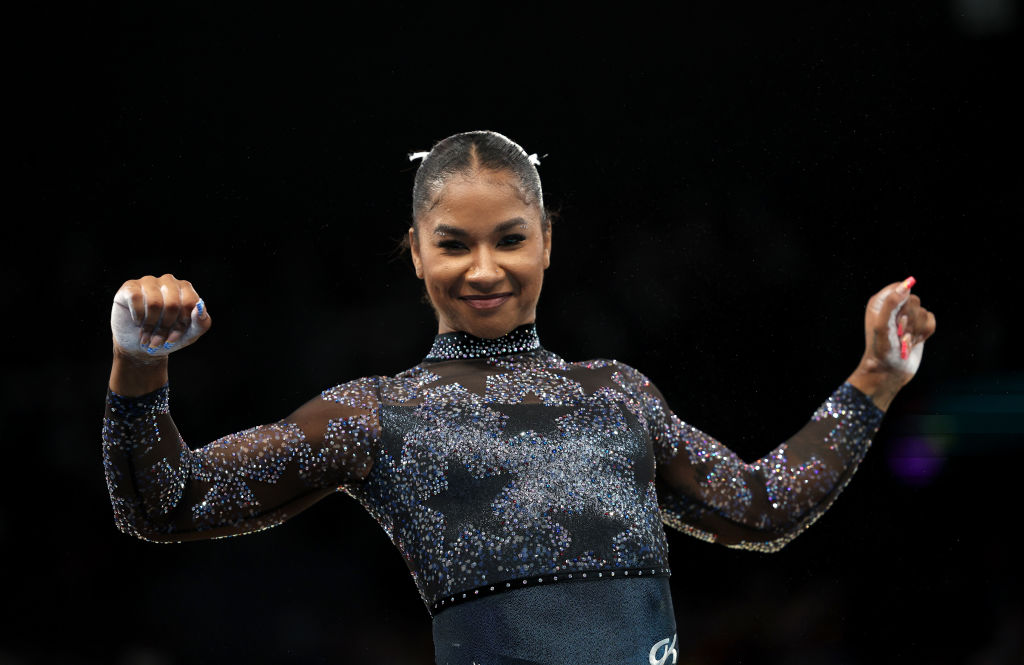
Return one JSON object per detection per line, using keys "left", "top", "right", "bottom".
{"left": 432, "top": 218, "right": 529, "bottom": 238}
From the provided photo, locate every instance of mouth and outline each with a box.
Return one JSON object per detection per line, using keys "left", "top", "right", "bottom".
{"left": 459, "top": 293, "right": 513, "bottom": 310}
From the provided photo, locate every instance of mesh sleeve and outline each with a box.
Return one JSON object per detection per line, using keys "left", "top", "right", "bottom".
{"left": 101, "top": 376, "right": 382, "bottom": 543}
{"left": 611, "top": 363, "right": 885, "bottom": 552}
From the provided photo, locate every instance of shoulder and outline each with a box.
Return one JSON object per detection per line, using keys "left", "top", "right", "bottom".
{"left": 570, "top": 358, "right": 654, "bottom": 393}
{"left": 320, "top": 375, "right": 382, "bottom": 409}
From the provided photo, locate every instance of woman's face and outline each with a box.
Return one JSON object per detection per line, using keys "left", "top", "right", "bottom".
{"left": 409, "top": 169, "right": 552, "bottom": 339}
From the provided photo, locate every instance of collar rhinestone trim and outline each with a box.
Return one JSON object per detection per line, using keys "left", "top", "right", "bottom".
{"left": 424, "top": 323, "right": 542, "bottom": 362}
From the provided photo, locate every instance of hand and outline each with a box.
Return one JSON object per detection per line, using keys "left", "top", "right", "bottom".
{"left": 860, "top": 276, "right": 937, "bottom": 389}
{"left": 111, "top": 274, "right": 212, "bottom": 358}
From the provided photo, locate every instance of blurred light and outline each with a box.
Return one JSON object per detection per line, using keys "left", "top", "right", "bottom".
{"left": 888, "top": 435, "right": 947, "bottom": 485}
{"left": 951, "top": 0, "right": 1017, "bottom": 36}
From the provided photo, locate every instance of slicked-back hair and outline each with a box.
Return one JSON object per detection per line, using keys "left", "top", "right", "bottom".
{"left": 407, "top": 131, "right": 550, "bottom": 247}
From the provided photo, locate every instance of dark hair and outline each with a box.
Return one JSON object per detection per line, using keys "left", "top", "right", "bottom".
{"left": 400, "top": 130, "right": 552, "bottom": 252}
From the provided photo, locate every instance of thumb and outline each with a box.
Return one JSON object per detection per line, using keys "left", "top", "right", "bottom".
{"left": 868, "top": 276, "right": 920, "bottom": 372}
{"left": 177, "top": 298, "right": 212, "bottom": 347}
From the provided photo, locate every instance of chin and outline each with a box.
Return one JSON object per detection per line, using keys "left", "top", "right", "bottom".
{"left": 462, "top": 319, "right": 517, "bottom": 339}
{"left": 446, "top": 310, "right": 522, "bottom": 339}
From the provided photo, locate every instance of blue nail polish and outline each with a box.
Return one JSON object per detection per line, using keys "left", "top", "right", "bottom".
{"left": 163, "top": 342, "right": 174, "bottom": 349}
{"left": 146, "top": 347, "right": 156, "bottom": 354}
{"left": 197, "top": 300, "right": 204, "bottom": 315}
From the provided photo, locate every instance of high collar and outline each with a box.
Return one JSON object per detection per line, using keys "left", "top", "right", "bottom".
{"left": 423, "top": 323, "right": 542, "bottom": 362}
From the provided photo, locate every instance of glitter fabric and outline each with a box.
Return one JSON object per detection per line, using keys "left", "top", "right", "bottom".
{"left": 102, "top": 323, "right": 885, "bottom": 614}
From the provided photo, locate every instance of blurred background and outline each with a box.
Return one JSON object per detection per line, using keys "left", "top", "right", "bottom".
{"left": 5, "top": 1, "right": 1021, "bottom": 663}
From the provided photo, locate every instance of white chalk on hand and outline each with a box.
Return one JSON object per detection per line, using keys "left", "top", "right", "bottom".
{"left": 110, "top": 286, "right": 204, "bottom": 357}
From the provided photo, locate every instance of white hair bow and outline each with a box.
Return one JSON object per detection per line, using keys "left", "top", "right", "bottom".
{"left": 408, "top": 151, "right": 542, "bottom": 166}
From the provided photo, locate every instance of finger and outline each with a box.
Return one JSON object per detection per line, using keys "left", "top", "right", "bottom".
{"left": 174, "top": 298, "right": 212, "bottom": 348}
{"left": 111, "top": 281, "right": 146, "bottom": 351}
{"left": 901, "top": 298, "right": 935, "bottom": 345}
{"left": 150, "top": 280, "right": 182, "bottom": 349}
{"left": 868, "top": 278, "right": 913, "bottom": 346}
{"left": 167, "top": 280, "right": 200, "bottom": 345}
{"left": 112, "top": 279, "right": 144, "bottom": 326}
{"left": 138, "top": 276, "right": 164, "bottom": 348}
{"left": 149, "top": 286, "right": 177, "bottom": 350}
{"left": 916, "top": 310, "right": 937, "bottom": 344}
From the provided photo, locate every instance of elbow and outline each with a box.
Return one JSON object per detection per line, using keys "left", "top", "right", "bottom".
{"left": 724, "top": 533, "right": 793, "bottom": 554}
{"left": 724, "top": 515, "right": 818, "bottom": 553}
{"left": 111, "top": 499, "right": 182, "bottom": 544}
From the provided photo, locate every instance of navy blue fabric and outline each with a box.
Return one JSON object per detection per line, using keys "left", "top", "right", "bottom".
{"left": 432, "top": 576, "right": 678, "bottom": 665}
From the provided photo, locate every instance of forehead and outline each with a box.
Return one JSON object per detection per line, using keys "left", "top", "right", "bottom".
{"left": 420, "top": 171, "right": 540, "bottom": 231}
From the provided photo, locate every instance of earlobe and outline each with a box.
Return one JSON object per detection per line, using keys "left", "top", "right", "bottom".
{"left": 543, "top": 228, "right": 552, "bottom": 269}
{"left": 409, "top": 227, "right": 424, "bottom": 279}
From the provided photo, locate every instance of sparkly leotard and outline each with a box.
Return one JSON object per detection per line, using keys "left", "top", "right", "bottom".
{"left": 102, "top": 323, "right": 885, "bottom": 663}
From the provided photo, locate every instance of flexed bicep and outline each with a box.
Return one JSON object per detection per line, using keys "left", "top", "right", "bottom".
{"left": 103, "top": 376, "right": 383, "bottom": 543}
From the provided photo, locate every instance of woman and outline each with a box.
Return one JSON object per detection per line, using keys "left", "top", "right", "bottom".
{"left": 103, "top": 130, "right": 936, "bottom": 664}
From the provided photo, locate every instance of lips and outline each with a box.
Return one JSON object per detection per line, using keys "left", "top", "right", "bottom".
{"left": 460, "top": 293, "right": 513, "bottom": 310}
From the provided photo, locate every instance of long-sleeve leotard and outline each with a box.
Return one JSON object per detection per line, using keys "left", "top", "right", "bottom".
{"left": 102, "top": 323, "right": 884, "bottom": 612}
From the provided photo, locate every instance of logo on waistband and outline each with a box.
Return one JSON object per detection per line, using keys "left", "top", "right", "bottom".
{"left": 648, "top": 633, "right": 678, "bottom": 665}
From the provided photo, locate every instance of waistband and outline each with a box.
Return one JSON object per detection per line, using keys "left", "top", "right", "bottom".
{"left": 430, "top": 566, "right": 671, "bottom": 615}
{"left": 432, "top": 575, "right": 678, "bottom": 665}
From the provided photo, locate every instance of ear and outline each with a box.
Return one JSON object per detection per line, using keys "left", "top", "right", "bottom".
{"left": 542, "top": 223, "right": 552, "bottom": 269}
{"left": 409, "top": 227, "right": 424, "bottom": 279}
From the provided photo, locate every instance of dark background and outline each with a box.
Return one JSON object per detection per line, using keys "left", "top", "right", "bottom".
{"left": 5, "top": 2, "right": 1021, "bottom": 664}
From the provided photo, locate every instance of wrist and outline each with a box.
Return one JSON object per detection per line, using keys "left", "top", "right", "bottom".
{"left": 845, "top": 357, "right": 904, "bottom": 413}
{"left": 111, "top": 342, "right": 169, "bottom": 396}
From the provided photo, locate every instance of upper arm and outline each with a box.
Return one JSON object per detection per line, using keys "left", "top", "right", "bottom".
{"left": 106, "top": 376, "right": 383, "bottom": 542}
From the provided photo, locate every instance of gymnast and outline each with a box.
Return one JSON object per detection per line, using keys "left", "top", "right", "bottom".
{"left": 102, "top": 130, "right": 936, "bottom": 664}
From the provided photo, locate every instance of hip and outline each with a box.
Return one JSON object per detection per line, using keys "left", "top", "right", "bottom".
{"left": 431, "top": 575, "right": 678, "bottom": 665}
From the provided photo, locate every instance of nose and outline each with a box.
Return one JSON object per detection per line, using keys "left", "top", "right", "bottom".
{"left": 466, "top": 247, "right": 505, "bottom": 290}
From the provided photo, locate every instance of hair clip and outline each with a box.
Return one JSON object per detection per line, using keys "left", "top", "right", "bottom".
{"left": 408, "top": 151, "right": 430, "bottom": 162}
{"left": 527, "top": 153, "right": 541, "bottom": 166}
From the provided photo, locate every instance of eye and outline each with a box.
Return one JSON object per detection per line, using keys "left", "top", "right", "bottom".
{"left": 499, "top": 234, "right": 526, "bottom": 246}
{"left": 437, "top": 240, "right": 467, "bottom": 251}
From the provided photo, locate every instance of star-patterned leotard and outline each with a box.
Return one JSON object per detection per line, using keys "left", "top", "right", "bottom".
{"left": 102, "top": 323, "right": 885, "bottom": 663}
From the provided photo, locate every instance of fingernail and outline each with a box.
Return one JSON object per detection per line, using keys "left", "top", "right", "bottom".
{"left": 163, "top": 342, "right": 175, "bottom": 349}
{"left": 146, "top": 346, "right": 156, "bottom": 355}
{"left": 899, "top": 276, "right": 916, "bottom": 293}
{"left": 897, "top": 322, "right": 904, "bottom": 337}
{"left": 900, "top": 339, "right": 908, "bottom": 359}
{"left": 197, "top": 300, "right": 205, "bottom": 318}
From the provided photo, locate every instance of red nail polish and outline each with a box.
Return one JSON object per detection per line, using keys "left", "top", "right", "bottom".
{"left": 900, "top": 339, "right": 908, "bottom": 359}
{"left": 898, "top": 322, "right": 904, "bottom": 337}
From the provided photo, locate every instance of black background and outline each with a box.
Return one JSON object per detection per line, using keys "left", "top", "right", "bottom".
{"left": 5, "top": 2, "right": 1022, "bottom": 664}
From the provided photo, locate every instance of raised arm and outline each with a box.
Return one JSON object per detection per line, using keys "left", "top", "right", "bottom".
{"left": 621, "top": 277, "right": 936, "bottom": 552}
{"left": 102, "top": 275, "right": 382, "bottom": 543}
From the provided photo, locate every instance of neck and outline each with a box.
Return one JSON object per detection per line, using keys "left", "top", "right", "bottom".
{"left": 424, "top": 323, "right": 542, "bottom": 362}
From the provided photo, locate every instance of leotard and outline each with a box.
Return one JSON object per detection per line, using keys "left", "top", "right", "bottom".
{"left": 102, "top": 323, "right": 885, "bottom": 663}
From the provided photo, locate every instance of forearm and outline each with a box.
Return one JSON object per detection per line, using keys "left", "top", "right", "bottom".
{"left": 656, "top": 382, "right": 885, "bottom": 551}
{"left": 110, "top": 342, "right": 169, "bottom": 396}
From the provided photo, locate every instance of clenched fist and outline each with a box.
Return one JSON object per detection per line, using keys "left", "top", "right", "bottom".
{"left": 844, "top": 275, "right": 937, "bottom": 413}
{"left": 861, "top": 276, "right": 936, "bottom": 385}
{"left": 111, "top": 274, "right": 212, "bottom": 358}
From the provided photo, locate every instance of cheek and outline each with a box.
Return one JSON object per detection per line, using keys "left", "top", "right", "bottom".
{"left": 422, "top": 261, "right": 462, "bottom": 292}
{"left": 509, "top": 254, "right": 546, "bottom": 285}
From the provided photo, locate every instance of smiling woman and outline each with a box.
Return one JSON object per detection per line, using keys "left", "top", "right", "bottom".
{"left": 406, "top": 132, "right": 553, "bottom": 340}
{"left": 102, "top": 130, "right": 936, "bottom": 664}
